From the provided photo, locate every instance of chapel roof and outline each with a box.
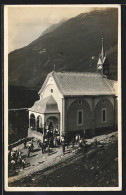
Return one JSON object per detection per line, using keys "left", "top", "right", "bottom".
{"left": 38, "top": 71, "right": 117, "bottom": 96}
{"left": 29, "top": 95, "right": 59, "bottom": 114}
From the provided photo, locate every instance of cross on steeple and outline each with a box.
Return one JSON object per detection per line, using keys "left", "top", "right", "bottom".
{"left": 101, "top": 34, "right": 105, "bottom": 62}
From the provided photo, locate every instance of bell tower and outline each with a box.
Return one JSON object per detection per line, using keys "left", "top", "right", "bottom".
{"left": 97, "top": 35, "right": 109, "bottom": 77}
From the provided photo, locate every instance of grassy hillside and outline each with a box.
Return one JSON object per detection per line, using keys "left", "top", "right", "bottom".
{"left": 8, "top": 8, "right": 118, "bottom": 88}
{"left": 8, "top": 85, "right": 38, "bottom": 109}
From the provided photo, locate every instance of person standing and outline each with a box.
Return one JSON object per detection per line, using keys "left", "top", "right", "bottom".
{"left": 65, "top": 137, "right": 69, "bottom": 148}
{"left": 38, "top": 141, "right": 41, "bottom": 149}
{"left": 66, "top": 139, "right": 69, "bottom": 149}
{"left": 84, "top": 142, "right": 88, "bottom": 153}
{"left": 11, "top": 160, "right": 15, "bottom": 171}
{"left": 50, "top": 137, "right": 53, "bottom": 148}
{"left": 43, "top": 142, "right": 46, "bottom": 153}
{"left": 22, "top": 159, "right": 25, "bottom": 169}
{"left": 31, "top": 140, "right": 34, "bottom": 152}
{"left": 24, "top": 140, "right": 27, "bottom": 148}
{"left": 27, "top": 146, "right": 31, "bottom": 157}
{"left": 75, "top": 134, "right": 78, "bottom": 145}
{"left": 18, "top": 155, "right": 22, "bottom": 168}
{"left": 57, "top": 136, "right": 60, "bottom": 145}
{"left": 47, "top": 144, "right": 50, "bottom": 155}
{"left": 72, "top": 138, "right": 75, "bottom": 149}
{"left": 62, "top": 141, "right": 65, "bottom": 155}
{"left": 53, "top": 137, "right": 56, "bottom": 147}
{"left": 79, "top": 138, "right": 83, "bottom": 148}
{"left": 41, "top": 142, "right": 44, "bottom": 154}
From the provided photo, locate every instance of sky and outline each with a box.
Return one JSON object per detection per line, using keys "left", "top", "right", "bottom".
{"left": 7, "top": 6, "right": 111, "bottom": 53}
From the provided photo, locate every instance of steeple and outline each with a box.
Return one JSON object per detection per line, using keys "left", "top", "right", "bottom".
{"left": 101, "top": 35, "right": 105, "bottom": 62}
{"left": 97, "top": 35, "right": 109, "bottom": 77}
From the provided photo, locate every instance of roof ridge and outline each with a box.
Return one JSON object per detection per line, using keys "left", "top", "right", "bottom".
{"left": 38, "top": 72, "right": 54, "bottom": 95}
{"left": 54, "top": 71, "right": 101, "bottom": 75}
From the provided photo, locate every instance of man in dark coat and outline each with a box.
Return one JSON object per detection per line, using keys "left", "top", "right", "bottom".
{"left": 41, "top": 142, "right": 44, "bottom": 154}
{"left": 43, "top": 142, "right": 46, "bottom": 153}
{"left": 72, "top": 138, "right": 75, "bottom": 149}
{"left": 24, "top": 140, "right": 27, "bottom": 148}
{"left": 62, "top": 141, "right": 65, "bottom": 154}
{"left": 27, "top": 146, "right": 31, "bottom": 157}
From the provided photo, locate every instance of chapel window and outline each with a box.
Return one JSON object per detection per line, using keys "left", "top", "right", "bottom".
{"left": 77, "top": 110, "right": 83, "bottom": 125}
{"left": 101, "top": 109, "right": 107, "bottom": 122}
{"left": 51, "top": 89, "right": 53, "bottom": 93}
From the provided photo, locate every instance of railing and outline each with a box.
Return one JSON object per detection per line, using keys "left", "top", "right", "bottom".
{"left": 8, "top": 137, "right": 34, "bottom": 150}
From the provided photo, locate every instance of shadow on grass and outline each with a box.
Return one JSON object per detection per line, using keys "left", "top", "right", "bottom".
{"left": 8, "top": 170, "right": 19, "bottom": 177}
{"left": 32, "top": 148, "right": 41, "bottom": 153}
{"left": 30, "top": 154, "right": 38, "bottom": 158}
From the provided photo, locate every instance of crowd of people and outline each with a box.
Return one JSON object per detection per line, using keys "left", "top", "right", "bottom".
{"left": 8, "top": 140, "right": 35, "bottom": 172}
{"left": 60, "top": 133, "right": 92, "bottom": 154}
{"left": 8, "top": 147, "right": 25, "bottom": 172}
{"left": 8, "top": 129, "right": 98, "bottom": 173}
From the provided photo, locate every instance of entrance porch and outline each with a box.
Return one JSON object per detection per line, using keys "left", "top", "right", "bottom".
{"left": 28, "top": 95, "right": 60, "bottom": 142}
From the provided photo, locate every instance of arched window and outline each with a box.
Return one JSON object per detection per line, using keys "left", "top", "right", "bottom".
{"left": 94, "top": 99, "right": 114, "bottom": 127}
{"left": 101, "top": 108, "right": 107, "bottom": 123}
{"left": 37, "top": 116, "right": 42, "bottom": 133}
{"left": 30, "top": 113, "right": 35, "bottom": 130}
{"left": 77, "top": 110, "right": 83, "bottom": 125}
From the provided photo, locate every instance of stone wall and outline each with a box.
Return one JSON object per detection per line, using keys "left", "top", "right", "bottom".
{"left": 65, "top": 96, "right": 115, "bottom": 136}
{"left": 28, "top": 128, "right": 43, "bottom": 142}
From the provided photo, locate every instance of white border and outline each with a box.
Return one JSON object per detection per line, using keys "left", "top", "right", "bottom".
{"left": 4, "top": 4, "right": 122, "bottom": 191}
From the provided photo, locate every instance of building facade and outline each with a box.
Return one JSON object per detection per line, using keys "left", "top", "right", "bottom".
{"left": 28, "top": 38, "right": 118, "bottom": 141}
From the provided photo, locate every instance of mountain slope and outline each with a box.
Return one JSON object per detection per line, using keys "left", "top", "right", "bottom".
{"left": 40, "top": 19, "right": 66, "bottom": 36}
{"left": 8, "top": 8, "right": 118, "bottom": 88}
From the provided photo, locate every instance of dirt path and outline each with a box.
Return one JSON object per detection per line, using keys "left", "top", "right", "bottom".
{"left": 8, "top": 143, "right": 80, "bottom": 184}
{"left": 9, "top": 132, "right": 118, "bottom": 187}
